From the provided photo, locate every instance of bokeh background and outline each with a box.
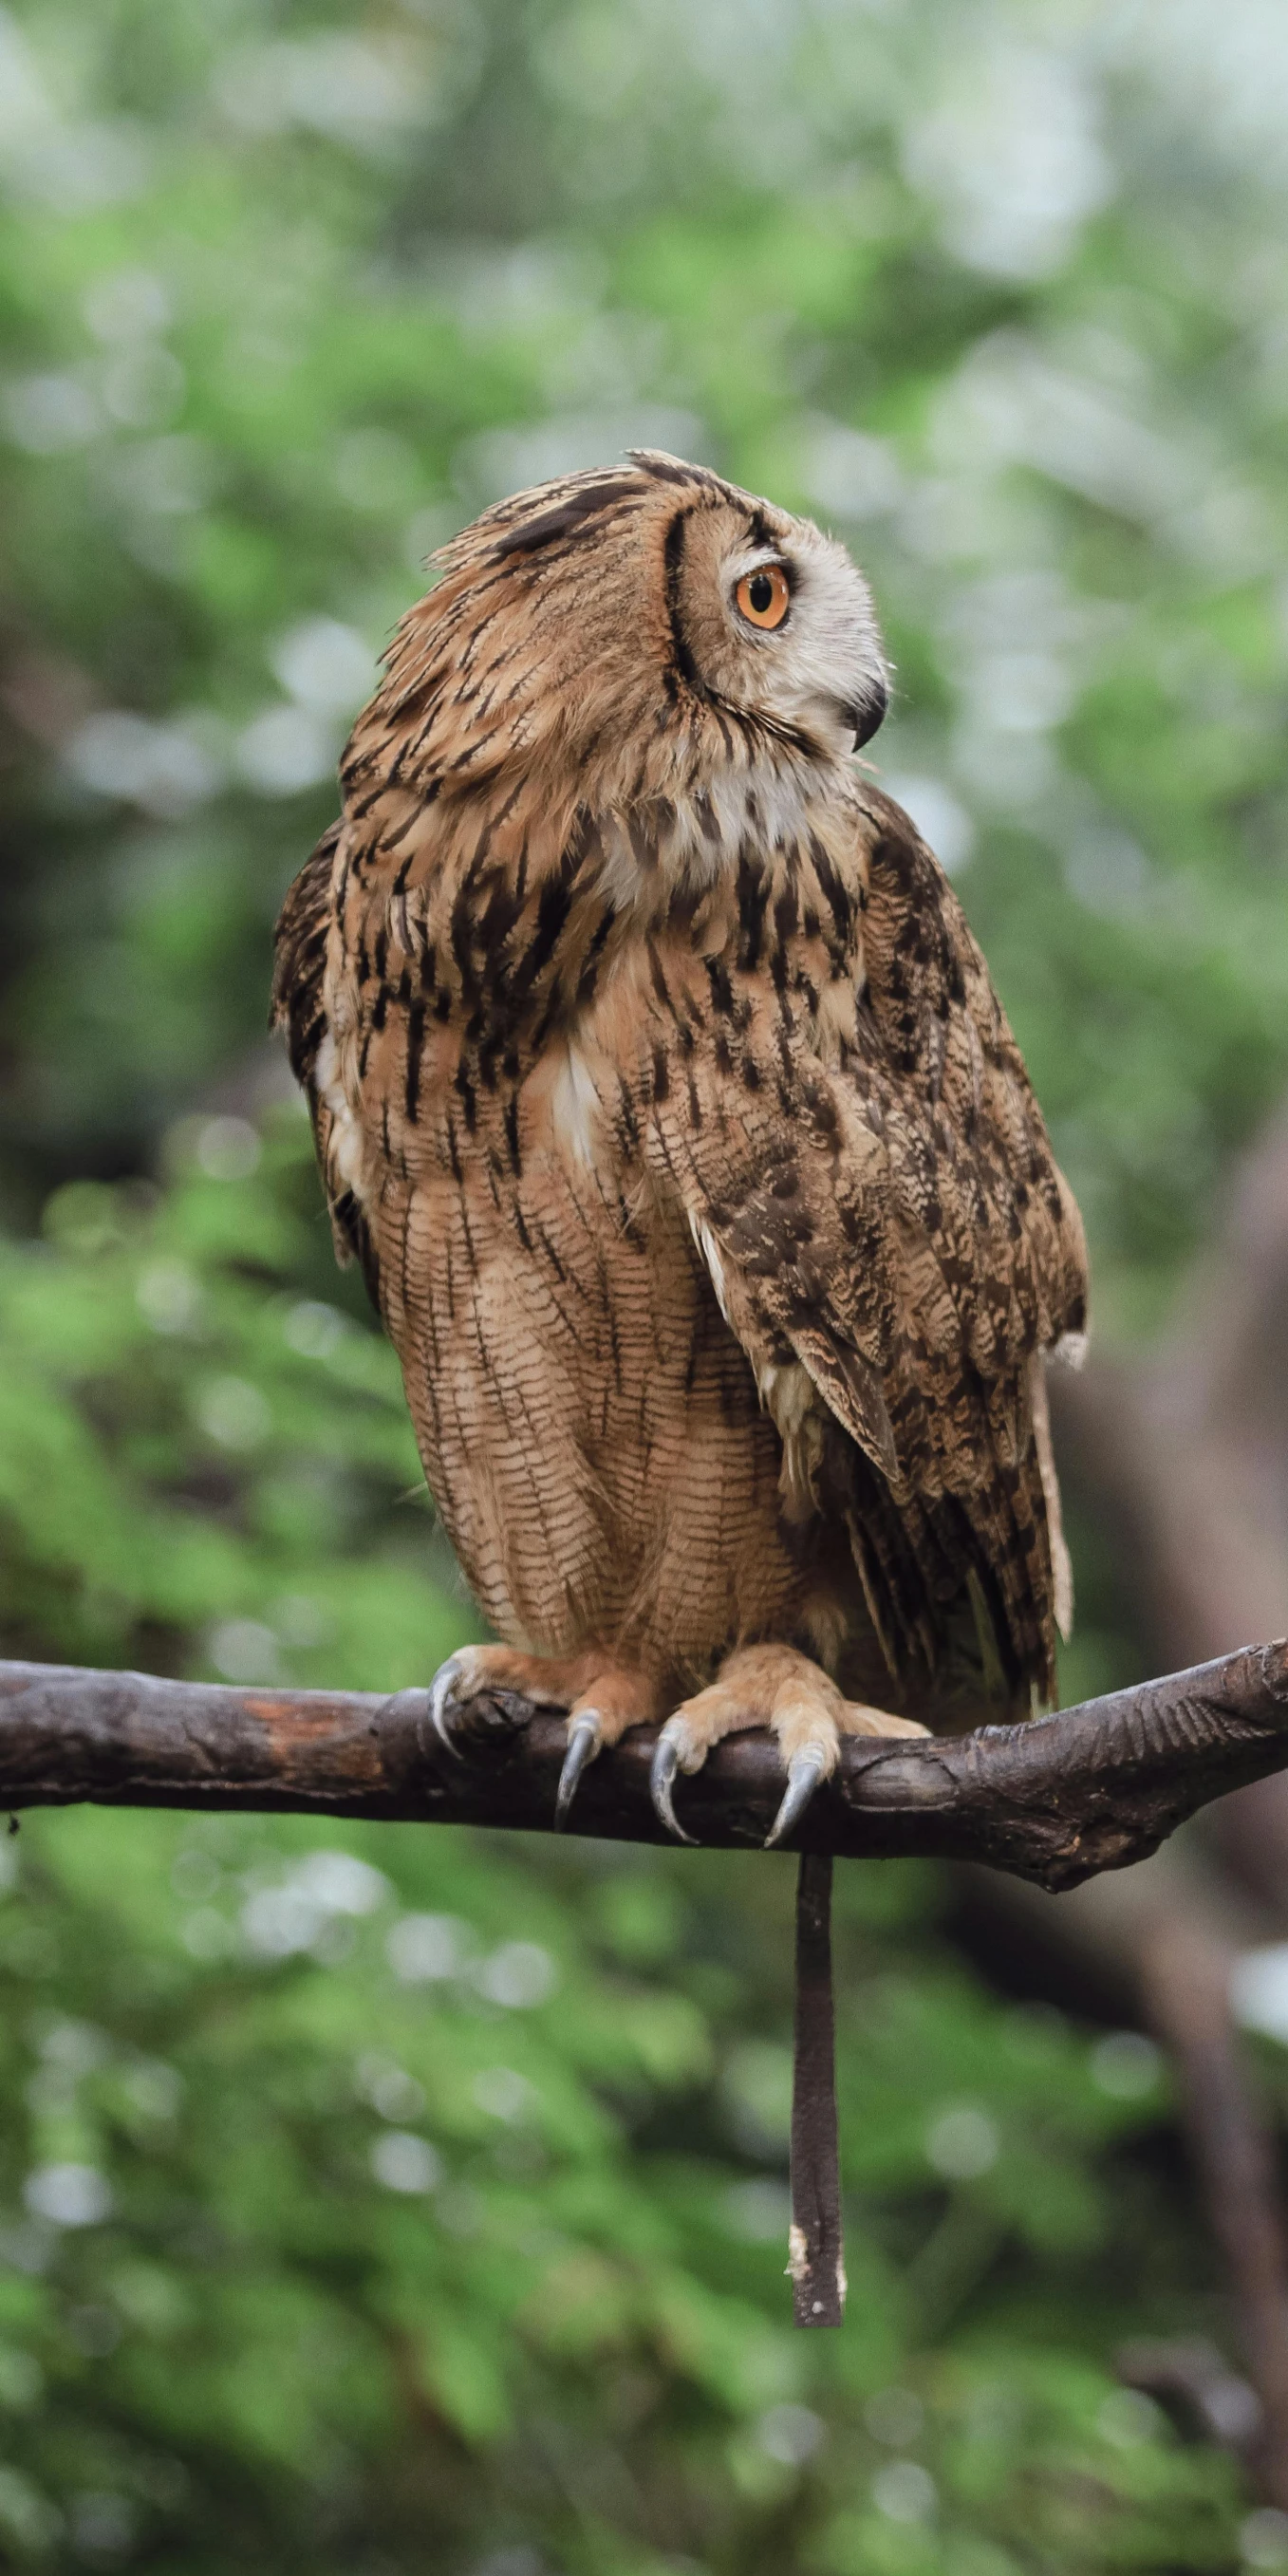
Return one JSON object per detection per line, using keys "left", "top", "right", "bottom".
{"left": 4, "top": 1, "right": 1288, "bottom": 2568}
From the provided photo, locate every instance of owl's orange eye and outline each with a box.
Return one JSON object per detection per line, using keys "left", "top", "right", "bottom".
{"left": 735, "top": 564, "right": 791, "bottom": 630}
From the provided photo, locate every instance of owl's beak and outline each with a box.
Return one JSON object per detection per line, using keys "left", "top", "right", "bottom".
{"left": 847, "top": 679, "right": 888, "bottom": 751}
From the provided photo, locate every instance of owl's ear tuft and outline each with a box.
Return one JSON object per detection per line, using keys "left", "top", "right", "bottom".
{"left": 490, "top": 479, "right": 643, "bottom": 560}
{"left": 627, "top": 448, "right": 732, "bottom": 498}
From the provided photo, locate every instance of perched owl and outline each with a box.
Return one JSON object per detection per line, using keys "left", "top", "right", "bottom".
{"left": 273, "top": 452, "right": 1088, "bottom": 1850}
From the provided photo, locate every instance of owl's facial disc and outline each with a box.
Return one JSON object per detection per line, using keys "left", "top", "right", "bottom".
{"left": 665, "top": 500, "right": 889, "bottom": 761}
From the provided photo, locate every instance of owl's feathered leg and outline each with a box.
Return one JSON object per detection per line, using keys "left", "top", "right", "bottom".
{"left": 428, "top": 1644, "right": 664, "bottom": 1826}
{"left": 649, "top": 1644, "right": 927, "bottom": 1848}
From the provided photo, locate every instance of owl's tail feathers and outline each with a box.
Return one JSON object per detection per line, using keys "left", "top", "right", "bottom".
{"left": 841, "top": 1440, "right": 1060, "bottom": 1730}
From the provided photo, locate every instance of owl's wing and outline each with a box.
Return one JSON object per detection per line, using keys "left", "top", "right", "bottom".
{"left": 271, "top": 822, "right": 335, "bottom": 1089}
{"left": 270, "top": 823, "right": 381, "bottom": 1303}
{"left": 648, "top": 788, "right": 1088, "bottom": 1710}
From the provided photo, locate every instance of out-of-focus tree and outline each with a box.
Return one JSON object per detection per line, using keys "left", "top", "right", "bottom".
{"left": 4, "top": 0, "right": 1288, "bottom": 1342}
{"left": 3, "top": 0, "right": 1288, "bottom": 2567}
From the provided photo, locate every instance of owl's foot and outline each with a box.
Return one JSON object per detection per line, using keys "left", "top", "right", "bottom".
{"left": 648, "top": 1643, "right": 928, "bottom": 1848}
{"left": 427, "top": 1645, "right": 663, "bottom": 1829}
{"left": 551, "top": 1665, "right": 666, "bottom": 1829}
{"left": 428, "top": 1644, "right": 588, "bottom": 1750}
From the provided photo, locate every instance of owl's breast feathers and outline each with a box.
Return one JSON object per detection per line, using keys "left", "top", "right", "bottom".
{"left": 273, "top": 758, "right": 1088, "bottom": 1718}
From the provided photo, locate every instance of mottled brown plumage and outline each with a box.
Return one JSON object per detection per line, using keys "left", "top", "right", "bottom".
{"left": 272, "top": 452, "right": 1088, "bottom": 1843}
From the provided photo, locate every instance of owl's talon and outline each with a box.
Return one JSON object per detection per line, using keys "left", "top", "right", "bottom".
{"left": 428, "top": 1653, "right": 470, "bottom": 1758}
{"left": 649, "top": 1727, "right": 699, "bottom": 1845}
{"left": 554, "top": 1711, "right": 602, "bottom": 1829}
{"left": 765, "top": 1746, "right": 827, "bottom": 1850}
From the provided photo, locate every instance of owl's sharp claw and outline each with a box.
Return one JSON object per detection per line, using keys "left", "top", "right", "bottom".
{"left": 428, "top": 1653, "right": 469, "bottom": 1758}
{"left": 554, "top": 1711, "right": 602, "bottom": 1829}
{"left": 649, "top": 1727, "right": 698, "bottom": 1845}
{"left": 765, "top": 1747, "right": 827, "bottom": 1850}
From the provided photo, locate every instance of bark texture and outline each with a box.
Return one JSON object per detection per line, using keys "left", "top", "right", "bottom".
{"left": 2, "top": 1642, "right": 1287, "bottom": 1886}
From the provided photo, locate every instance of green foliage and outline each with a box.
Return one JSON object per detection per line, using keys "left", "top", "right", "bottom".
{"left": 3, "top": 0, "right": 1286, "bottom": 2565}
{"left": 0, "top": 1133, "right": 1251, "bottom": 2569}
{"left": 0, "top": 1791, "right": 1248, "bottom": 2574}
{"left": 3, "top": 0, "right": 1288, "bottom": 1333}
{"left": 0, "top": 1110, "right": 467, "bottom": 1683}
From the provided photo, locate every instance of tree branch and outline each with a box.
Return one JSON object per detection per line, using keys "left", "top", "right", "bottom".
{"left": 3, "top": 1642, "right": 1288, "bottom": 1888}
{"left": 790, "top": 1854, "right": 845, "bottom": 2327}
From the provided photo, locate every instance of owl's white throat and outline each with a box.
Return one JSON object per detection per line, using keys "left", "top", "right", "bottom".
{"left": 593, "top": 757, "right": 852, "bottom": 913}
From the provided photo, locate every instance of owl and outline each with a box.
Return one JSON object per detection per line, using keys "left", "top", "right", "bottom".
{"left": 272, "top": 452, "right": 1088, "bottom": 1850}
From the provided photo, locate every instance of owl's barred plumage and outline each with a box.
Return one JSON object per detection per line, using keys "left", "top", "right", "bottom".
{"left": 273, "top": 451, "right": 1088, "bottom": 1837}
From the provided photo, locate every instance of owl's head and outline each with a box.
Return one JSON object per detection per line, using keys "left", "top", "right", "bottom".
{"left": 367, "top": 452, "right": 889, "bottom": 822}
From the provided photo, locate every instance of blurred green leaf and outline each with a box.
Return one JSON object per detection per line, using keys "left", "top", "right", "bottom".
{"left": 1, "top": 0, "right": 1283, "bottom": 2564}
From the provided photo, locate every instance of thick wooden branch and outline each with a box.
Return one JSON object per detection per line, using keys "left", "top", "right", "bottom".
{"left": 3, "top": 1641, "right": 1288, "bottom": 1889}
